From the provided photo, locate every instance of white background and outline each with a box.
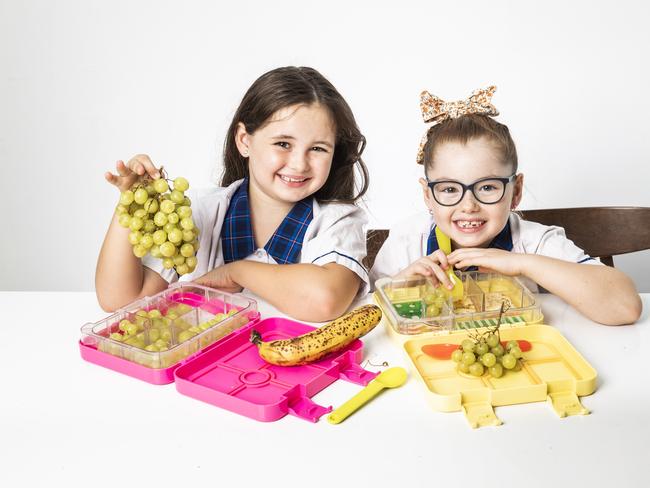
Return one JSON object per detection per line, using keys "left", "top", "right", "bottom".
{"left": 2, "top": 0, "right": 649, "bottom": 292}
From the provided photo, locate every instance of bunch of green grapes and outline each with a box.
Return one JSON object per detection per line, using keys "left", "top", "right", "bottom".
{"left": 115, "top": 170, "right": 199, "bottom": 276}
{"left": 101, "top": 304, "right": 241, "bottom": 368}
{"left": 107, "top": 304, "right": 239, "bottom": 351}
{"left": 451, "top": 332, "right": 524, "bottom": 378}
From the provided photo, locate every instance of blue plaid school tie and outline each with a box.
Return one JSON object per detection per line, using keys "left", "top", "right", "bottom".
{"left": 221, "top": 182, "right": 256, "bottom": 264}
{"left": 221, "top": 180, "right": 314, "bottom": 264}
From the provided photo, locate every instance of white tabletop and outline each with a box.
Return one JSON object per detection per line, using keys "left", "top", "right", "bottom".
{"left": 0, "top": 291, "right": 648, "bottom": 488}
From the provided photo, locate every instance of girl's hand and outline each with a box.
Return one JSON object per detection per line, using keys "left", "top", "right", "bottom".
{"left": 104, "top": 154, "right": 162, "bottom": 193}
{"left": 394, "top": 250, "right": 454, "bottom": 289}
{"left": 194, "top": 263, "right": 243, "bottom": 294}
{"left": 447, "top": 248, "right": 527, "bottom": 276}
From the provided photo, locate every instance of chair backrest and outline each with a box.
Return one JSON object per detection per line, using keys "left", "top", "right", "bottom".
{"left": 364, "top": 207, "right": 650, "bottom": 269}
{"left": 518, "top": 206, "right": 650, "bottom": 267}
{"left": 363, "top": 229, "right": 389, "bottom": 270}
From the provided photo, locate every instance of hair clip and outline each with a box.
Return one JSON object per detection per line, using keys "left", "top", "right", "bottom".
{"left": 416, "top": 86, "right": 499, "bottom": 164}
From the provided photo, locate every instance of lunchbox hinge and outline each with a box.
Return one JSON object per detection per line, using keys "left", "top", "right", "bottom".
{"left": 546, "top": 380, "right": 590, "bottom": 417}
{"left": 462, "top": 400, "right": 502, "bottom": 428}
{"left": 286, "top": 389, "right": 332, "bottom": 422}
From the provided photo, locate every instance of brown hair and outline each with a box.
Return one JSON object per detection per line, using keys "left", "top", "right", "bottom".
{"left": 221, "top": 66, "right": 369, "bottom": 203}
{"left": 422, "top": 114, "right": 518, "bottom": 173}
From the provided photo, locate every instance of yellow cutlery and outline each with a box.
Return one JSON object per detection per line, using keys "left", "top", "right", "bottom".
{"left": 327, "top": 367, "right": 408, "bottom": 424}
{"left": 434, "top": 226, "right": 464, "bottom": 301}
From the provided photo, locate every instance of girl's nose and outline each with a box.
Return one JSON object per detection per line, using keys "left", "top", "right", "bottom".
{"left": 286, "top": 149, "right": 310, "bottom": 172}
{"left": 459, "top": 189, "right": 481, "bottom": 212}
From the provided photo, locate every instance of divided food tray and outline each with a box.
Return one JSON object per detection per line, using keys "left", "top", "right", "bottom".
{"left": 175, "top": 317, "right": 378, "bottom": 422}
{"left": 80, "top": 283, "right": 378, "bottom": 422}
{"left": 374, "top": 272, "right": 543, "bottom": 337}
{"left": 402, "top": 324, "right": 597, "bottom": 427}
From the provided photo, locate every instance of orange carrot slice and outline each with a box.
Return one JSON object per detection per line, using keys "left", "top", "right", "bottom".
{"left": 421, "top": 343, "right": 459, "bottom": 360}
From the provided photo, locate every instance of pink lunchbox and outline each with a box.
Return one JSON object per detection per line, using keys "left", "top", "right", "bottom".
{"left": 80, "top": 283, "right": 378, "bottom": 422}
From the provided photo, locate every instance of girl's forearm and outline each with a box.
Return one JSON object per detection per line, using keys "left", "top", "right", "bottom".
{"left": 95, "top": 212, "right": 149, "bottom": 311}
{"left": 521, "top": 254, "right": 642, "bottom": 325}
{"left": 231, "top": 261, "right": 360, "bottom": 322}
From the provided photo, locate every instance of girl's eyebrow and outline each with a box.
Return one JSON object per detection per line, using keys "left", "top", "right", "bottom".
{"left": 434, "top": 174, "right": 503, "bottom": 181}
{"left": 271, "top": 134, "right": 333, "bottom": 149}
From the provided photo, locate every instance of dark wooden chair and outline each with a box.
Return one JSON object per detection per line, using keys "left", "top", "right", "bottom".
{"left": 363, "top": 229, "right": 389, "bottom": 270}
{"left": 364, "top": 207, "right": 650, "bottom": 269}
{"left": 519, "top": 207, "right": 650, "bottom": 267}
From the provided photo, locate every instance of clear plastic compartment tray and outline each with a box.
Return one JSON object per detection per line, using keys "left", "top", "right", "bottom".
{"left": 80, "top": 283, "right": 258, "bottom": 383}
{"left": 374, "top": 271, "right": 543, "bottom": 336}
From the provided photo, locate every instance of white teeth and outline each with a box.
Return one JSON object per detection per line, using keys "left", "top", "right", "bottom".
{"left": 456, "top": 220, "right": 485, "bottom": 228}
{"left": 280, "top": 175, "right": 307, "bottom": 183}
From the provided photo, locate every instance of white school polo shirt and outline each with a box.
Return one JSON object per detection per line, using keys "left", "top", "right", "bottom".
{"left": 142, "top": 179, "right": 370, "bottom": 295}
{"left": 370, "top": 211, "right": 602, "bottom": 292}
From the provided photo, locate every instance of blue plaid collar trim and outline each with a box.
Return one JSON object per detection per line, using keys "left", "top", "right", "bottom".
{"left": 221, "top": 179, "right": 314, "bottom": 265}
{"left": 426, "top": 221, "right": 513, "bottom": 270}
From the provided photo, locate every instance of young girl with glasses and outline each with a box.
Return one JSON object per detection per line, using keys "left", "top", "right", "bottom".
{"left": 371, "top": 87, "right": 641, "bottom": 325}
{"left": 96, "top": 67, "right": 370, "bottom": 321}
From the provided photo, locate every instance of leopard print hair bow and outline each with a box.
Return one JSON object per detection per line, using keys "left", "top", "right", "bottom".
{"left": 416, "top": 85, "right": 499, "bottom": 164}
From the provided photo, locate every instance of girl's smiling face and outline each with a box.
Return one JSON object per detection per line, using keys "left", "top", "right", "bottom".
{"left": 236, "top": 103, "right": 336, "bottom": 206}
{"left": 420, "top": 136, "right": 524, "bottom": 249}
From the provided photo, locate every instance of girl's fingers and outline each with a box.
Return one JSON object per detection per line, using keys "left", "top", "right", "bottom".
{"left": 140, "top": 158, "right": 161, "bottom": 179}
{"left": 434, "top": 250, "right": 449, "bottom": 269}
{"left": 414, "top": 263, "right": 432, "bottom": 276}
{"left": 449, "top": 251, "right": 481, "bottom": 266}
{"left": 105, "top": 171, "right": 125, "bottom": 187}
{"left": 448, "top": 249, "right": 478, "bottom": 261}
{"left": 425, "top": 249, "right": 448, "bottom": 269}
{"left": 117, "top": 160, "right": 138, "bottom": 179}
{"left": 427, "top": 274, "right": 441, "bottom": 287}
{"left": 130, "top": 154, "right": 160, "bottom": 179}
{"left": 454, "top": 259, "right": 479, "bottom": 270}
{"left": 431, "top": 265, "right": 453, "bottom": 289}
{"left": 115, "top": 160, "right": 132, "bottom": 177}
{"left": 126, "top": 156, "right": 144, "bottom": 174}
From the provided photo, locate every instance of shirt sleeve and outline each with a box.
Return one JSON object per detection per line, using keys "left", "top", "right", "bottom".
{"left": 369, "top": 213, "right": 433, "bottom": 289}
{"left": 534, "top": 225, "right": 603, "bottom": 266}
{"left": 142, "top": 254, "right": 178, "bottom": 284}
{"left": 301, "top": 203, "right": 370, "bottom": 296}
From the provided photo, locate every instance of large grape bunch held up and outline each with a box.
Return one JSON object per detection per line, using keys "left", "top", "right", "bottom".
{"left": 116, "top": 169, "right": 199, "bottom": 276}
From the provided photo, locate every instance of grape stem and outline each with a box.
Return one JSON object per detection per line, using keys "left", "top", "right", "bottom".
{"left": 466, "top": 299, "right": 511, "bottom": 345}
{"left": 133, "top": 166, "right": 172, "bottom": 190}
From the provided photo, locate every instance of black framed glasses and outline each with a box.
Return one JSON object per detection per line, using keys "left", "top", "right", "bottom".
{"left": 426, "top": 174, "right": 517, "bottom": 206}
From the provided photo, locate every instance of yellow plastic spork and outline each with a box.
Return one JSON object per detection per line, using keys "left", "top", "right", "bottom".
{"left": 434, "top": 226, "right": 464, "bottom": 301}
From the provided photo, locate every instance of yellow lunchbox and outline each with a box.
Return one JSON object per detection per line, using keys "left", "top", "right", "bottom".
{"left": 373, "top": 272, "right": 597, "bottom": 428}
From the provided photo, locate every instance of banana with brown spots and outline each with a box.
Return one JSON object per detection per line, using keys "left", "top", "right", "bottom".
{"left": 250, "top": 305, "right": 382, "bottom": 366}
